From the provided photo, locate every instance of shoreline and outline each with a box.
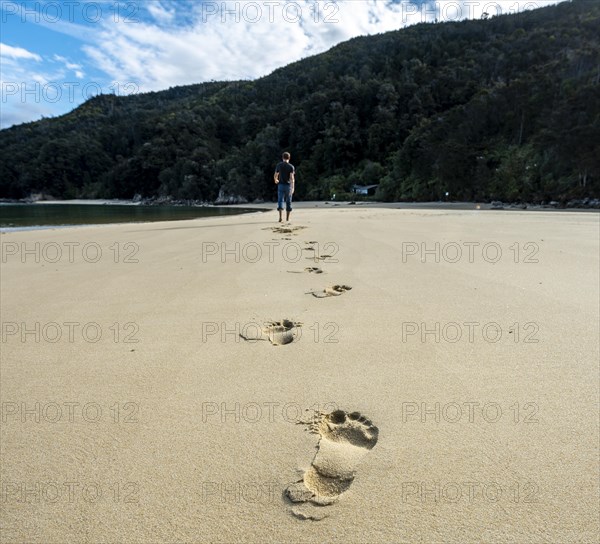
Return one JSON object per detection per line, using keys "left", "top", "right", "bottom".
{"left": 0, "top": 199, "right": 142, "bottom": 206}
{"left": 228, "top": 200, "right": 600, "bottom": 212}
{"left": 2, "top": 198, "right": 599, "bottom": 212}
{"left": 0, "top": 201, "right": 600, "bottom": 234}
{"left": 2, "top": 200, "right": 598, "bottom": 232}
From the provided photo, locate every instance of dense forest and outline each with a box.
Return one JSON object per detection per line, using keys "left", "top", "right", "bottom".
{"left": 1, "top": 0, "right": 599, "bottom": 203}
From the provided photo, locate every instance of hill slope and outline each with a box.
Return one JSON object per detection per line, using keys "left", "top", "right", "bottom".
{"left": 1, "top": 0, "right": 599, "bottom": 202}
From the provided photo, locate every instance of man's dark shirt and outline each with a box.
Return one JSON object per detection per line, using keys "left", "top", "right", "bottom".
{"left": 275, "top": 161, "right": 295, "bottom": 184}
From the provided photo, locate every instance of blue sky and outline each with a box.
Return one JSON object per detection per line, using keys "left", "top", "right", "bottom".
{"left": 1, "top": 0, "right": 564, "bottom": 128}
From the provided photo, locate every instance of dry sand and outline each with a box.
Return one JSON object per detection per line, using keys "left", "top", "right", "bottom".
{"left": 1, "top": 207, "right": 598, "bottom": 543}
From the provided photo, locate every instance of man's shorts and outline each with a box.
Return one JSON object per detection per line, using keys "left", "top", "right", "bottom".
{"left": 277, "top": 183, "right": 293, "bottom": 212}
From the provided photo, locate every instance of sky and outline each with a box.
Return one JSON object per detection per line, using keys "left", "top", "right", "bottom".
{"left": 0, "top": 0, "right": 565, "bottom": 128}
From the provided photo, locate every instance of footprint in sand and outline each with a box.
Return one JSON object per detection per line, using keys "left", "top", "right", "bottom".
{"left": 307, "top": 285, "right": 352, "bottom": 298}
{"left": 286, "top": 410, "right": 379, "bottom": 518}
{"left": 307, "top": 254, "right": 334, "bottom": 262}
{"left": 287, "top": 267, "right": 324, "bottom": 275}
{"left": 239, "top": 319, "right": 302, "bottom": 346}
{"left": 263, "top": 225, "right": 307, "bottom": 236}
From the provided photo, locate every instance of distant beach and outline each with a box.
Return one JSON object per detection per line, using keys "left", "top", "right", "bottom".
{"left": 2, "top": 199, "right": 597, "bottom": 232}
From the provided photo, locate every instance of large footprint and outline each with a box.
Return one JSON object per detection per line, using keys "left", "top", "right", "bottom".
{"left": 286, "top": 410, "right": 378, "bottom": 517}
{"left": 239, "top": 319, "right": 302, "bottom": 346}
{"left": 307, "top": 285, "right": 352, "bottom": 298}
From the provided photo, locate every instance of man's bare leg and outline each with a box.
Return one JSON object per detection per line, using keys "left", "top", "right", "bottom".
{"left": 278, "top": 209, "right": 283, "bottom": 222}
{"left": 286, "top": 210, "right": 291, "bottom": 222}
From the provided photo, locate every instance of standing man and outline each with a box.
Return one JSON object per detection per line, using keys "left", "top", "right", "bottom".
{"left": 274, "top": 151, "right": 295, "bottom": 223}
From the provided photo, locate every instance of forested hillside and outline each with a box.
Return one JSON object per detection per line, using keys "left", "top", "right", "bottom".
{"left": 1, "top": 0, "right": 598, "bottom": 203}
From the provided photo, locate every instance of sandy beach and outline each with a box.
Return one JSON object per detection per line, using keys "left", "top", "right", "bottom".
{"left": 1, "top": 206, "right": 598, "bottom": 543}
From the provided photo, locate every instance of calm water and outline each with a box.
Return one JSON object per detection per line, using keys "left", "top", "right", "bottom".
{"left": 0, "top": 203, "right": 262, "bottom": 229}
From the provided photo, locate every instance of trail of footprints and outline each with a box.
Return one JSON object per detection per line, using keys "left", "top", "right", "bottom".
{"left": 244, "top": 222, "right": 377, "bottom": 519}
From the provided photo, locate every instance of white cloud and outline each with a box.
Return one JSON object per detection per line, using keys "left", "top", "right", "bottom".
{"left": 77, "top": 0, "right": 566, "bottom": 93}
{"left": 52, "top": 54, "right": 86, "bottom": 78}
{"left": 0, "top": 44, "right": 72, "bottom": 128}
{"left": 79, "top": 1, "right": 426, "bottom": 92}
{"left": 146, "top": 1, "right": 176, "bottom": 24}
{"left": 0, "top": 43, "right": 42, "bottom": 61}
